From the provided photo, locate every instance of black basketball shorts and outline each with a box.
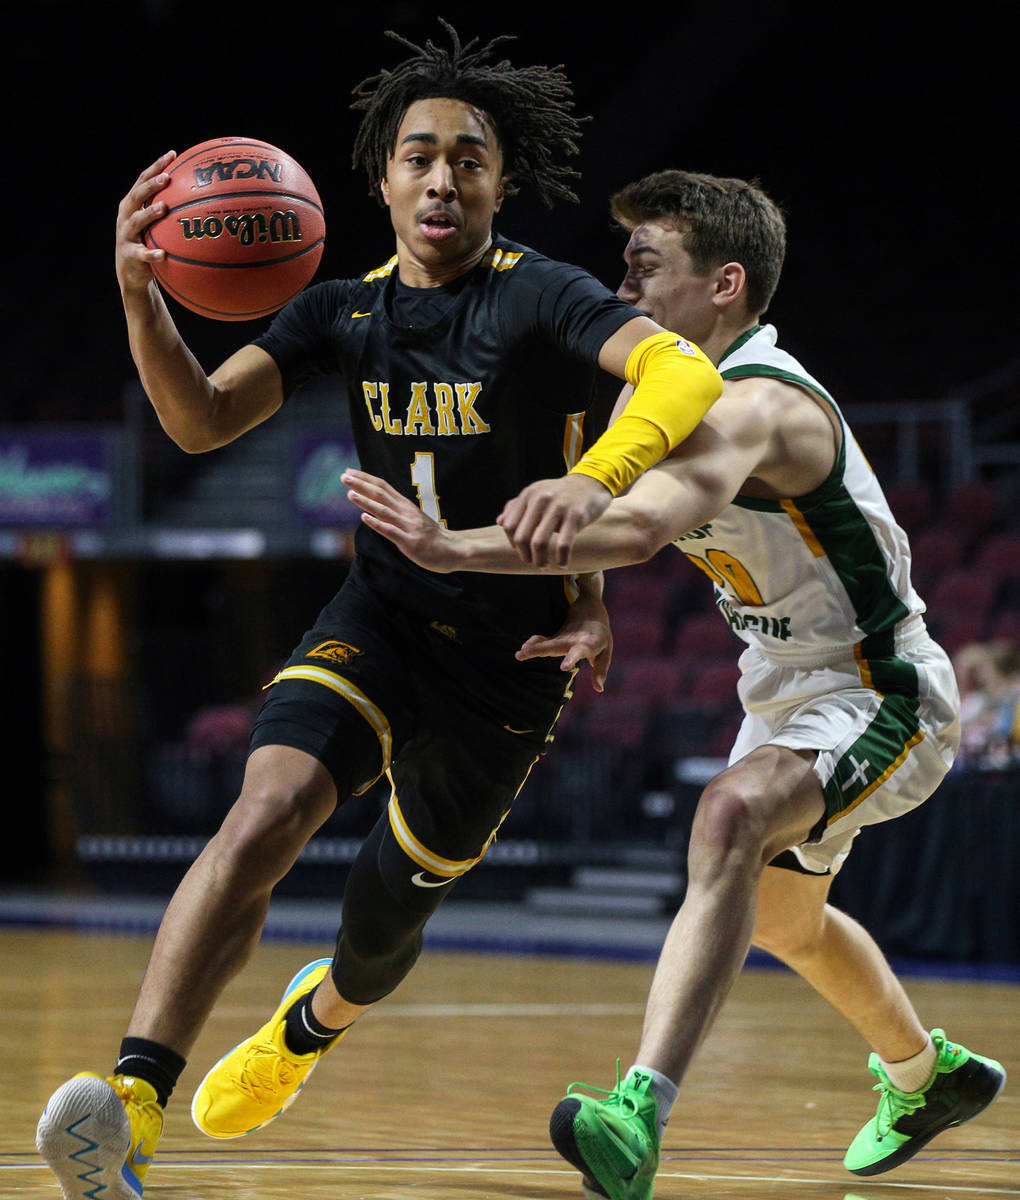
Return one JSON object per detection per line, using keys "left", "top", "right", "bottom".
{"left": 249, "top": 558, "right": 575, "bottom": 877}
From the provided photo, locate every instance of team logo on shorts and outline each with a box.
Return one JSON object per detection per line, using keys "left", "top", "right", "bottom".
{"left": 307, "top": 640, "right": 362, "bottom": 666}
{"left": 430, "top": 620, "right": 459, "bottom": 642}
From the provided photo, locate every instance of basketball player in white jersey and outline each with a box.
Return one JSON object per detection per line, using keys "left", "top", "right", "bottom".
{"left": 343, "top": 169, "right": 1006, "bottom": 1200}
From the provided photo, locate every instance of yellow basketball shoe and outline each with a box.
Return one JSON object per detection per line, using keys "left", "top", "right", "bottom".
{"left": 191, "top": 958, "right": 342, "bottom": 1138}
{"left": 36, "top": 1072, "right": 164, "bottom": 1199}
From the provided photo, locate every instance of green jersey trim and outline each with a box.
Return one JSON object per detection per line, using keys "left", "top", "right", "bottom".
{"left": 718, "top": 325, "right": 762, "bottom": 362}
{"left": 719, "top": 332, "right": 912, "bottom": 643}
{"left": 821, "top": 691, "right": 922, "bottom": 825}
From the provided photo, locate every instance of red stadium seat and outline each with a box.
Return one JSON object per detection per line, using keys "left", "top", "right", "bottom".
{"left": 926, "top": 567, "right": 999, "bottom": 622}
{"left": 689, "top": 659, "right": 742, "bottom": 707}
{"left": 974, "top": 533, "right": 1020, "bottom": 583}
{"left": 671, "top": 612, "right": 740, "bottom": 661}
{"left": 883, "top": 481, "right": 933, "bottom": 536}
{"left": 614, "top": 657, "right": 685, "bottom": 701}
{"left": 911, "top": 525, "right": 967, "bottom": 583}
{"left": 940, "top": 480, "right": 1002, "bottom": 544}
{"left": 609, "top": 612, "right": 666, "bottom": 660}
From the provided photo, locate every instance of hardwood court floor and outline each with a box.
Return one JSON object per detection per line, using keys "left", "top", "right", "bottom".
{"left": 2, "top": 926, "right": 1016, "bottom": 1198}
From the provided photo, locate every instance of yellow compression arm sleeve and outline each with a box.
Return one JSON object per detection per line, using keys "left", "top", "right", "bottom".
{"left": 570, "top": 331, "right": 722, "bottom": 495}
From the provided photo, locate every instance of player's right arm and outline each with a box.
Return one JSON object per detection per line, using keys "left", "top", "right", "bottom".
{"left": 344, "top": 383, "right": 770, "bottom": 574}
{"left": 116, "top": 152, "right": 284, "bottom": 453}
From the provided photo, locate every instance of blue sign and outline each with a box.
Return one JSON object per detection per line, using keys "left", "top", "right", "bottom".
{"left": 0, "top": 431, "right": 114, "bottom": 527}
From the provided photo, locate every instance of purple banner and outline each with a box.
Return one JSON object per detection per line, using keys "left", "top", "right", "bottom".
{"left": 0, "top": 431, "right": 114, "bottom": 527}
{"left": 293, "top": 432, "right": 359, "bottom": 526}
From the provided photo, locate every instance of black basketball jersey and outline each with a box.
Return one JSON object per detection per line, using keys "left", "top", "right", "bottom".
{"left": 254, "top": 234, "right": 637, "bottom": 642}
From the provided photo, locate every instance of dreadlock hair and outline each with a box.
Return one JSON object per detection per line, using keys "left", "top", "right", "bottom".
{"left": 351, "top": 19, "right": 584, "bottom": 208}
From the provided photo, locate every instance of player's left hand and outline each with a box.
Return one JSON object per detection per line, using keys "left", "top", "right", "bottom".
{"left": 515, "top": 589, "right": 613, "bottom": 691}
{"left": 498, "top": 474, "right": 612, "bottom": 567}
{"left": 343, "top": 468, "right": 455, "bottom": 571}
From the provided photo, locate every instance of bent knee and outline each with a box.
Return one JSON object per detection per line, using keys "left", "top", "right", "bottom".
{"left": 690, "top": 776, "right": 768, "bottom": 863}
{"left": 219, "top": 760, "right": 336, "bottom": 858}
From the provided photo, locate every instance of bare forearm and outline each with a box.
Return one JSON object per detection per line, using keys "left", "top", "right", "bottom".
{"left": 343, "top": 464, "right": 690, "bottom": 577}
{"left": 116, "top": 153, "right": 281, "bottom": 454}
{"left": 444, "top": 503, "right": 663, "bottom": 575}
{"left": 123, "top": 283, "right": 220, "bottom": 451}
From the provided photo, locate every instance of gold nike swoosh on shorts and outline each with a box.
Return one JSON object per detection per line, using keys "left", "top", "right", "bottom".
{"left": 503, "top": 724, "right": 535, "bottom": 735}
{"left": 351, "top": 310, "right": 372, "bottom": 319}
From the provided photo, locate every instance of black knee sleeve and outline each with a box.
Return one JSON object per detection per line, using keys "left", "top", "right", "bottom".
{"left": 331, "top": 810, "right": 456, "bottom": 1005}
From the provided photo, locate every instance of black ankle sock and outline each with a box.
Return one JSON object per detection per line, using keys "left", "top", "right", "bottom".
{"left": 116, "top": 1037, "right": 186, "bottom": 1108}
{"left": 283, "top": 993, "right": 346, "bottom": 1056}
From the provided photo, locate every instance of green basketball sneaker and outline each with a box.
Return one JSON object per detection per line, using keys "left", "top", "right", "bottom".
{"left": 844, "top": 1029, "right": 1006, "bottom": 1176}
{"left": 549, "top": 1063, "right": 660, "bottom": 1200}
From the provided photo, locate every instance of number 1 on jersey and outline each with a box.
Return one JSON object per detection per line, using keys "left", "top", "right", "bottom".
{"left": 410, "top": 451, "right": 448, "bottom": 528}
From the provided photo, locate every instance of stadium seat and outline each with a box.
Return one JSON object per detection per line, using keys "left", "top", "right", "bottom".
{"left": 926, "top": 566, "right": 999, "bottom": 623}
{"left": 614, "top": 657, "right": 685, "bottom": 701}
{"left": 940, "top": 480, "right": 1002, "bottom": 544}
{"left": 688, "top": 658, "right": 742, "bottom": 707}
{"left": 974, "top": 532, "right": 1020, "bottom": 583}
{"left": 930, "top": 612, "right": 989, "bottom": 655}
{"left": 884, "top": 480, "right": 933, "bottom": 536}
{"left": 608, "top": 612, "right": 666, "bottom": 659}
{"left": 671, "top": 612, "right": 740, "bottom": 661}
{"left": 911, "top": 525, "right": 967, "bottom": 587}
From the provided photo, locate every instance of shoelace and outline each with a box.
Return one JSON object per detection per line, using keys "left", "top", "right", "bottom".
{"left": 109, "top": 1077, "right": 163, "bottom": 1148}
{"left": 234, "top": 1041, "right": 299, "bottom": 1102}
{"left": 566, "top": 1060, "right": 643, "bottom": 1117}
{"left": 869, "top": 1031, "right": 959, "bottom": 1136}
{"left": 870, "top": 1077, "right": 927, "bottom": 1136}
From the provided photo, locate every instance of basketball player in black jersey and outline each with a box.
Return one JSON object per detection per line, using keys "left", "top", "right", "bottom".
{"left": 36, "top": 21, "right": 722, "bottom": 1199}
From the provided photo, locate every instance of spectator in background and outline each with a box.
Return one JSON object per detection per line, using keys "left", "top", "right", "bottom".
{"left": 953, "top": 640, "right": 1020, "bottom": 770}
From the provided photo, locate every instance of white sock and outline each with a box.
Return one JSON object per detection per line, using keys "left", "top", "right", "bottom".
{"left": 626, "top": 1064, "right": 678, "bottom": 1141}
{"left": 881, "top": 1034, "right": 936, "bottom": 1093}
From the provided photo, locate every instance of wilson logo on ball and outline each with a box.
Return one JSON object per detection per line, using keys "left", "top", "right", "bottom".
{"left": 144, "top": 135, "right": 326, "bottom": 322}
{"left": 194, "top": 158, "right": 284, "bottom": 187}
{"left": 179, "top": 211, "right": 303, "bottom": 246}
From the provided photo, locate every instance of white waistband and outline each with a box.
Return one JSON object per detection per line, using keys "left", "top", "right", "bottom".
{"left": 748, "top": 614, "right": 931, "bottom": 668}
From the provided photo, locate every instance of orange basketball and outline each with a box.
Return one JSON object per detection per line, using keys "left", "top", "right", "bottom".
{"left": 144, "top": 137, "right": 326, "bottom": 322}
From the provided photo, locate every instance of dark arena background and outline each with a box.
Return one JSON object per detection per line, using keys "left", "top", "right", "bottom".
{"left": 1, "top": 3, "right": 1017, "bottom": 1196}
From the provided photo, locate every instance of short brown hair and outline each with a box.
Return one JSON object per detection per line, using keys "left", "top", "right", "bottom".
{"left": 611, "top": 170, "right": 786, "bottom": 316}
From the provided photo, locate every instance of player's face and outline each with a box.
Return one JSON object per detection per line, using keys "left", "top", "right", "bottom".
{"left": 617, "top": 221, "right": 719, "bottom": 344}
{"left": 381, "top": 97, "right": 506, "bottom": 279}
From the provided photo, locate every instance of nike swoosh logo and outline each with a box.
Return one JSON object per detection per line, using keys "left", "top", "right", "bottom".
{"left": 351, "top": 311, "right": 372, "bottom": 319}
{"left": 503, "top": 724, "right": 535, "bottom": 735}
{"left": 411, "top": 872, "right": 452, "bottom": 888}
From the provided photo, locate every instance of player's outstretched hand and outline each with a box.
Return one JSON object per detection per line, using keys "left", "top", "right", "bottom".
{"left": 116, "top": 151, "right": 177, "bottom": 294}
{"left": 498, "top": 474, "right": 612, "bottom": 567}
{"left": 343, "top": 468, "right": 456, "bottom": 572}
{"left": 515, "top": 589, "right": 613, "bottom": 691}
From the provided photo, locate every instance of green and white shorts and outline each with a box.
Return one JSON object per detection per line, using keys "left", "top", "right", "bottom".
{"left": 730, "top": 616, "right": 961, "bottom": 874}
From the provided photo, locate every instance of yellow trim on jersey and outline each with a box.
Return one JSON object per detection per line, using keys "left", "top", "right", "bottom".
{"left": 562, "top": 412, "right": 586, "bottom": 603}
{"left": 268, "top": 665, "right": 393, "bottom": 778}
{"left": 562, "top": 411, "right": 585, "bottom": 469}
{"left": 363, "top": 255, "right": 398, "bottom": 282}
{"left": 482, "top": 246, "right": 523, "bottom": 271}
{"left": 781, "top": 499, "right": 827, "bottom": 557}
{"left": 853, "top": 643, "right": 876, "bottom": 690}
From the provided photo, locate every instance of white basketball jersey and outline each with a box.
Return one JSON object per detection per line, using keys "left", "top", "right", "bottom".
{"left": 675, "top": 324, "right": 924, "bottom": 661}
